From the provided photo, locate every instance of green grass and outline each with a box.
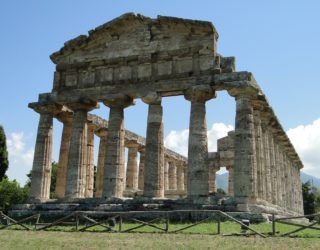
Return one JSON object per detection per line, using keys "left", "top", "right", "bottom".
{"left": 1, "top": 229, "right": 320, "bottom": 250}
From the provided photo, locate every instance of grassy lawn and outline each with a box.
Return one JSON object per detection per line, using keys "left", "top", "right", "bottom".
{"left": 1, "top": 229, "right": 320, "bottom": 250}
{"left": 1, "top": 222, "right": 320, "bottom": 249}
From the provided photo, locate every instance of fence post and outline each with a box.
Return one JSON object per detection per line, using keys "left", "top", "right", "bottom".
{"left": 119, "top": 216, "right": 122, "bottom": 232}
{"left": 165, "top": 212, "right": 169, "bottom": 233}
{"left": 217, "top": 216, "right": 221, "bottom": 235}
{"left": 272, "top": 213, "right": 276, "bottom": 236}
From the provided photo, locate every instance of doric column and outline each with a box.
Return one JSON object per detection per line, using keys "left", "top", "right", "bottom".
{"left": 55, "top": 111, "right": 73, "bottom": 198}
{"left": 138, "top": 147, "right": 145, "bottom": 191}
{"left": 102, "top": 96, "right": 134, "bottom": 198}
{"left": 184, "top": 85, "right": 215, "bottom": 199}
{"left": 253, "top": 108, "right": 265, "bottom": 201}
{"left": 227, "top": 166, "right": 234, "bottom": 196}
{"left": 168, "top": 160, "right": 177, "bottom": 190}
{"left": 164, "top": 158, "right": 169, "bottom": 191}
{"left": 95, "top": 128, "right": 107, "bottom": 198}
{"left": 183, "top": 162, "right": 188, "bottom": 191}
{"left": 268, "top": 129, "right": 277, "bottom": 205}
{"left": 208, "top": 165, "right": 218, "bottom": 193}
{"left": 65, "top": 100, "right": 98, "bottom": 199}
{"left": 126, "top": 140, "right": 139, "bottom": 191}
{"left": 85, "top": 124, "right": 95, "bottom": 198}
{"left": 28, "top": 102, "right": 63, "bottom": 201}
{"left": 176, "top": 162, "right": 185, "bottom": 191}
{"left": 142, "top": 93, "right": 164, "bottom": 198}
{"left": 228, "top": 88, "right": 258, "bottom": 205}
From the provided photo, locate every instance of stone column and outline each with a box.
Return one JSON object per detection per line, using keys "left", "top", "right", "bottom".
{"left": 28, "top": 103, "right": 60, "bottom": 201}
{"left": 95, "top": 128, "right": 107, "bottom": 198}
{"left": 228, "top": 88, "right": 258, "bottom": 206}
{"left": 253, "top": 108, "right": 265, "bottom": 201}
{"left": 208, "top": 165, "right": 218, "bottom": 193}
{"left": 126, "top": 140, "right": 139, "bottom": 191}
{"left": 55, "top": 111, "right": 73, "bottom": 198}
{"left": 168, "top": 161, "right": 177, "bottom": 190}
{"left": 85, "top": 124, "right": 95, "bottom": 198}
{"left": 227, "top": 166, "right": 234, "bottom": 196}
{"left": 268, "top": 129, "right": 277, "bottom": 205}
{"left": 183, "top": 162, "right": 188, "bottom": 191}
{"left": 176, "top": 162, "right": 185, "bottom": 191}
{"left": 142, "top": 93, "right": 164, "bottom": 198}
{"left": 184, "top": 85, "right": 215, "bottom": 199}
{"left": 102, "top": 96, "right": 134, "bottom": 198}
{"left": 138, "top": 147, "right": 145, "bottom": 191}
{"left": 164, "top": 158, "right": 169, "bottom": 191}
{"left": 65, "top": 100, "right": 98, "bottom": 199}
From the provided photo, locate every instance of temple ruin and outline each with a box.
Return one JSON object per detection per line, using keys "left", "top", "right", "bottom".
{"left": 24, "top": 13, "right": 303, "bottom": 216}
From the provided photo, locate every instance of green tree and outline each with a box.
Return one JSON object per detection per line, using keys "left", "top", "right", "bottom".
{"left": 302, "top": 181, "right": 316, "bottom": 216}
{"left": 0, "top": 179, "right": 28, "bottom": 212}
{"left": 0, "top": 125, "right": 9, "bottom": 181}
{"left": 217, "top": 188, "right": 226, "bottom": 195}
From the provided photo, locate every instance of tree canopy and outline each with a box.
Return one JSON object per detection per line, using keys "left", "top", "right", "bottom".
{"left": 0, "top": 125, "right": 9, "bottom": 181}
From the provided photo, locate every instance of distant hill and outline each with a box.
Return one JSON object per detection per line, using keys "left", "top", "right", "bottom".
{"left": 216, "top": 171, "right": 320, "bottom": 192}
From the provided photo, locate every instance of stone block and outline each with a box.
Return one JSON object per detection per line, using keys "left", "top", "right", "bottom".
{"left": 199, "top": 56, "right": 214, "bottom": 71}
{"left": 65, "top": 73, "right": 77, "bottom": 87}
{"left": 138, "top": 64, "right": 152, "bottom": 78}
{"left": 95, "top": 67, "right": 113, "bottom": 82}
{"left": 119, "top": 66, "right": 132, "bottom": 80}
{"left": 174, "top": 57, "right": 192, "bottom": 74}
{"left": 157, "top": 61, "right": 172, "bottom": 76}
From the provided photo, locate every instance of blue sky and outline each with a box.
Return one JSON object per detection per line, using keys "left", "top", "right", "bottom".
{"left": 1, "top": 0, "right": 320, "bottom": 184}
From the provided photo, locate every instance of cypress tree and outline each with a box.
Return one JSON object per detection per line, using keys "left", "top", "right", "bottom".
{"left": 0, "top": 125, "right": 9, "bottom": 181}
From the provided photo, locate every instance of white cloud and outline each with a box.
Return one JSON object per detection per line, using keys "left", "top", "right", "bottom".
{"left": 6, "top": 132, "right": 34, "bottom": 185}
{"left": 164, "top": 123, "right": 234, "bottom": 157}
{"left": 287, "top": 118, "right": 320, "bottom": 178}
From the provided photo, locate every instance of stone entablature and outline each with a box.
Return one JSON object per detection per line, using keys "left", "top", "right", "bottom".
{"left": 27, "top": 13, "right": 304, "bottom": 216}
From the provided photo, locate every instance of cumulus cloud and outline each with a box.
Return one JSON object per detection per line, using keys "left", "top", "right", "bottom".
{"left": 164, "top": 123, "right": 234, "bottom": 157}
{"left": 6, "top": 132, "right": 34, "bottom": 185}
{"left": 287, "top": 118, "right": 320, "bottom": 178}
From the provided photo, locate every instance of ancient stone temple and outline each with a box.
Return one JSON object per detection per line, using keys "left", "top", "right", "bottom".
{"left": 25, "top": 13, "right": 304, "bottom": 216}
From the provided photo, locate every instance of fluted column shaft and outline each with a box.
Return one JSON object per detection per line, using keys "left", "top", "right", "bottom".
{"left": 102, "top": 96, "right": 133, "bottom": 198}
{"left": 176, "top": 163, "right": 185, "bottom": 191}
{"left": 55, "top": 112, "right": 73, "bottom": 198}
{"left": 126, "top": 142, "right": 139, "bottom": 191}
{"left": 208, "top": 166, "right": 217, "bottom": 193}
{"left": 29, "top": 112, "right": 53, "bottom": 200}
{"left": 168, "top": 161, "right": 177, "bottom": 190}
{"left": 143, "top": 100, "right": 164, "bottom": 198}
{"left": 65, "top": 109, "right": 89, "bottom": 198}
{"left": 227, "top": 166, "right": 234, "bottom": 196}
{"left": 164, "top": 159, "right": 169, "bottom": 191}
{"left": 229, "top": 90, "right": 258, "bottom": 203}
{"left": 95, "top": 128, "right": 107, "bottom": 197}
{"left": 85, "top": 125, "right": 95, "bottom": 198}
{"left": 185, "top": 86, "right": 215, "bottom": 199}
{"left": 102, "top": 107, "right": 126, "bottom": 198}
{"left": 138, "top": 148, "right": 145, "bottom": 190}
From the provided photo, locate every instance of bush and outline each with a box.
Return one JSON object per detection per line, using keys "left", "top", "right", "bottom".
{"left": 0, "top": 179, "right": 28, "bottom": 212}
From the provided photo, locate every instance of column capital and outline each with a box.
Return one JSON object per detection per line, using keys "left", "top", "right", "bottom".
{"left": 227, "top": 87, "right": 258, "bottom": 99}
{"left": 66, "top": 97, "right": 99, "bottom": 111}
{"left": 142, "top": 92, "right": 162, "bottom": 105}
{"left": 184, "top": 85, "right": 216, "bottom": 103}
{"left": 95, "top": 127, "right": 108, "bottom": 138}
{"left": 126, "top": 140, "right": 139, "bottom": 148}
{"left": 28, "top": 102, "right": 66, "bottom": 115}
{"left": 103, "top": 95, "right": 135, "bottom": 108}
{"left": 56, "top": 111, "right": 73, "bottom": 124}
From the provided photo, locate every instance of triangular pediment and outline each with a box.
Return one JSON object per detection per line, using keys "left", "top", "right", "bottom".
{"left": 50, "top": 13, "right": 217, "bottom": 65}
